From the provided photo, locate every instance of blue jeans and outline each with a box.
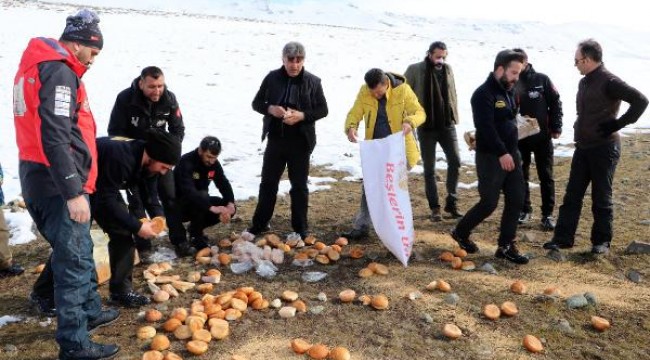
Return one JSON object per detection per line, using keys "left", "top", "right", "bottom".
{"left": 26, "top": 195, "right": 101, "bottom": 351}
{"left": 553, "top": 142, "right": 620, "bottom": 246}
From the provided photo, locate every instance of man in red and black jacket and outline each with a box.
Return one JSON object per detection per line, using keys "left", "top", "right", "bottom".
{"left": 171, "top": 136, "right": 236, "bottom": 250}
{"left": 13, "top": 9, "right": 119, "bottom": 360}
{"left": 512, "top": 48, "right": 563, "bottom": 231}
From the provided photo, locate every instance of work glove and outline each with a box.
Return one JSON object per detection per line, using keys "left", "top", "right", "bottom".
{"left": 597, "top": 120, "right": 623, "bottom": 138}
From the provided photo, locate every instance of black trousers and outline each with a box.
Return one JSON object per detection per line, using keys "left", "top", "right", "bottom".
{"left": 455, "top": 151, "right": 525, "bottom": 247}
{"left": 417, "top": 126, "right": 461, "bottom": 210}
{"left": 130, "top": 172, "right": 187, "bottom": 249}
{"left": 552, "top": 142, "right": 620, "bottom": 246}
{"left": 173, "top": 193, "right": 231, "bottom": 239}
{"left": 90, "top": 196, "right": 138, "bottom": 295}
{"left": 518, "top": 136, "right": 555, "bottom": 216}
{"left": 251, "top": 136, "right": 311, "bottom": 235}
{"left": 105, "top": 232, "right": 135, "bottom": 295}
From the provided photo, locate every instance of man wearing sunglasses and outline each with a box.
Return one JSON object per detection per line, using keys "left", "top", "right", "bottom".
{"left": 544, "top": 39, "right": 648, "bottom": 255}
{"left": 248, "top": 42, "right": 328, "bottom": 239}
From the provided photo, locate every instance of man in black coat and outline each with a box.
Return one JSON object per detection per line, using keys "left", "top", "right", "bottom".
{"left": 91, "top": 129, "right": 181, "bottom": 307}
{"left": 451, "top": 49, "right": 529, "bottom": 265}
{"left": 247, "top": 41, "right": 328, "bottom": 239}
{"left": 512, "top": 48, "right": 563, "bottom": 231}
{"left": 404, "top": 41, "right": 463, "bottom": 221}
{"left": 544, "top": 39, "right": 648, "bottom": 254}
{"left": 171, "top": 136, "right": 236, "bottom": 243}
{"left": 108, "top": 66, "right": 191, "bottom": 257}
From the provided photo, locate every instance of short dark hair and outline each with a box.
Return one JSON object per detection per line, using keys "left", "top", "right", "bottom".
{"left": 578, "top": 39, "right": 603, "bottom": 63}
{"left": 493, "top": 49, "right": 526, "bottom": 71}
{"left": 364, "top": 68, "right": 387, "bottom": 89}
{"left": 200, "top": 136, "right": 221, "bottom": 155}
{"left": 428, "top": 41, "right": 447, "bottom": 54}
{"left": 141, "top": 66, "right": 164, "bottom": 80}
{"left": 512, "top": 48, "right": 528, "bottom": 61}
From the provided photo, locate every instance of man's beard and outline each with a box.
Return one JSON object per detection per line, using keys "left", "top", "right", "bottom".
{"left": 499, "top": 74, "right": 515, "bottom": 90}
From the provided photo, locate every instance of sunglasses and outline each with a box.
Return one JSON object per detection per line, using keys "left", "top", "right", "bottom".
{"left": 574, "top": 57, "right": 586, "bottom": 65}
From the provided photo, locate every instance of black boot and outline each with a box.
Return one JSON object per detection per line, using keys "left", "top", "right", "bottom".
{"left": 444, "top": 198, "right": 463, "bottom": 219}
{"left": 450, "top": 229, "right": 479, "bottom": 253}
{"left": 341, "top": 228, "right": 369, "bottom": 241}
{"left": 0, "top": 263, "right": 24, "bottom": 278}
{"left": 540, "top": 216, "right": 556, "bottom": 231}
{"left": 430, "top": 207, "right": 442, "bottom": 222}
{"left": 29, "top": 292, "right": 56, "bottom": 317}
{"left": 175, "top": 242, "right": 197, "bottom": 257}
{"left": 495, "top": 243, "right": 529, "bottom": 264}
{"left": 88, "top": 308, "right": 120, "bottom": 333}
{"left": 59, "top": 341, "right": 120, "bottom": 360}
{"left": 109, "top": 291, "right": 150, "bottom": 308}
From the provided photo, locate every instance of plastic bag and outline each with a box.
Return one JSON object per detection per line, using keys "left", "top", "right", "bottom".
{"left": 230, "top": 261, "right": 254, "bottom": 274}
{"left": 301, "top": 271, "right": 327, "bottom": 282}
{"left": 255, "top": 260, "right": 278, "bottom": 278}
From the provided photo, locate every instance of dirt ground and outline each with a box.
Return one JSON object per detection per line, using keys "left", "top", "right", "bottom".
{"left": 1, "top": 134, "right": 649, "bottom": 360}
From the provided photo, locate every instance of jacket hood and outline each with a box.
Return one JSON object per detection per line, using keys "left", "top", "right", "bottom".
{"left": 520, "top": 63, "right": 536, "bottom": 82}
{"left": 19, "top": 37, "right": 87, "bottom": 77}
{"left": 387, "top": 72, "right": 405, "bottom": 88}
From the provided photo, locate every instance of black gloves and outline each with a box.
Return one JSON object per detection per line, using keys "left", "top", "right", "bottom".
{"left": 597, "top": 120, "right": 623, "bottom": 138}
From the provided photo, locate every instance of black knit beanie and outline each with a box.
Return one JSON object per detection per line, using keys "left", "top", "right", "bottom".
{"left": 60, "top": 9, "right": 104, "bottom": 50}
{"left": 144, "top": 129, "right": 182, "bottom": 166}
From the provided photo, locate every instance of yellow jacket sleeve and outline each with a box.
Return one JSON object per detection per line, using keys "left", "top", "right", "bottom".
{"left": 344, "top": 85, "right": 367, "bottom": 135}
{"left": 402, "top": 84, "right": 425, "bottom": 128}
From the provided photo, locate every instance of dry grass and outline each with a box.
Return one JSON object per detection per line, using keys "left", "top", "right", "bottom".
{"left": 1, "top": 134, "right": 649, "bottom": 360}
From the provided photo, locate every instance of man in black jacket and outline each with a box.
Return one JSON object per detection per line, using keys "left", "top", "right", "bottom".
{"left": 247, "top": 42, "right": 328, "bottom": 239}
{"left": 544, "top": 39, "right": 648, "bottom": 255}
{"left": 451, "top": 49, "right": 529, "bottom": 264}
{"left": 512, "top": 48, "right": 563, "bottom": 231}
{"left": 171, "top": 136, "right": 236, "bottom": 242}
{"left": 91, "top": 130, "right": 181, "bottom": 307}
{"left": 108, "top": 66, "right": 191, "bottom": 257}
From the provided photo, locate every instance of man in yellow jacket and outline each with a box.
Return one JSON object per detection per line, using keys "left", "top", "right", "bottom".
{"left": 342, "top": 68, "right": 425, "bottom": 241}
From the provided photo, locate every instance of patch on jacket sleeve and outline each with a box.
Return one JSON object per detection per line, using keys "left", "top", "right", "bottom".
{"left": 495, "top": 100, "right": 506, "bottom": 108}
{"left": 13, "top": 77, "right": 27, "bottom": 116}
{"left": 54, "top": 85, "right": 72, "bottom": 116}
